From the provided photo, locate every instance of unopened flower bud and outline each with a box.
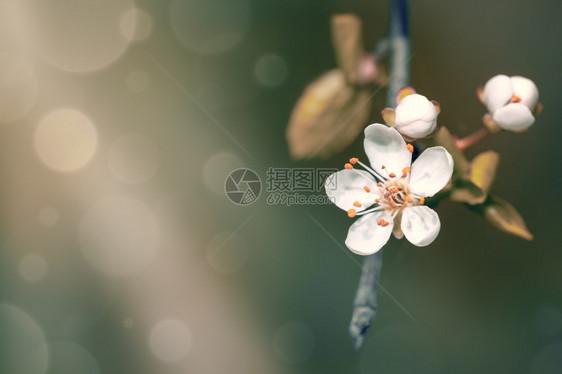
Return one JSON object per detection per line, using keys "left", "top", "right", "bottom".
{"left": 482, "top": 74, "right": 539, "bottom": 132}
{"left": 394, "top": 93, "right": 438, "bottom": 138}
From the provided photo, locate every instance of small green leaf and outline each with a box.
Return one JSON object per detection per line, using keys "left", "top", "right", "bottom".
{"left": 473, "top": 195, "right": 534, "bottom": 241}
{"left": 450, "top": 151, "right": 500, "bottom": 205}
{"left": 450, "top": 180, "right": 486, "bottom": 205}
{"left": 470, "top": 151, "right": 500, "bottom": 192}
{"left": 432, "top": 127, "right": 471, "bottom": 178}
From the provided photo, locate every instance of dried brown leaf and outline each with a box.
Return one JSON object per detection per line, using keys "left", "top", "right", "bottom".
{"left": 331, "top": 14, "right": 364, "bottom": 84}
{"left": 286, "top": 69, "right": 372, "bottom": 160}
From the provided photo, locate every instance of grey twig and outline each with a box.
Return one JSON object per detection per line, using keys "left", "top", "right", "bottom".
{"left": 348, "top": 249, "right": 384, "bottom": 350}
{"left": 349, "top": 0, "right": 410, "bottom": 350}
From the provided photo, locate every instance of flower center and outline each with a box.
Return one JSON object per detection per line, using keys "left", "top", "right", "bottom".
{"left": 344, "top": 151, "right": 425, "bottom": 224}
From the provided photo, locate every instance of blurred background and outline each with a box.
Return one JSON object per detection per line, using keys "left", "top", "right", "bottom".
{"left": 0, "top": 0, "right": 561, "bottom": 373}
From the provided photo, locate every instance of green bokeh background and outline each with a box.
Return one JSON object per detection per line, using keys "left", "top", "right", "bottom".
{"left": 1, "top": 0, "right": 561, "bottom": 373}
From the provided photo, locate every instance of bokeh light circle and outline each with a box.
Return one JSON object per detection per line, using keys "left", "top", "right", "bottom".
{"left": 273, "top": 322, "right": 315, "bottom": 364}
{"left": 169, "top": 0, "right": 251, "bottom": 55}
{"left": 0, "top": 56, "right": 37, "bottom": 124}
{"left": 120, "top": 8, "right": 153, "bottom": 42}
{"left": 108, "top": 133, "right": 160, "bottom": 184}
{"left": 203, "top": 152, "right": 244, "bottom": 195}
{"left": 255, "top": 54, "right": 288, "bottom": 87}
{"left": 45, "top": 342, "right": 99, "bottom": 374}
{"left": 38, "top": 206, "right": 59, "bottom": 226}
{"left": 19, "top": 254, "right": 47, "bottom": 282}
{"left": 127, "top": 70, "right": 150, "bottom": 93}
{"left": 0, "top": 304, "right": 48, "bottom": 374}
{"left": 206, "top": 232, "right": 248, "bottom": 274}
{"left": 149, "top": 319, "right": 192, "bottom": 362}
{"left": 13, "top": 0, "right": 135, "bottom": 73}
{"left": 79, "top": 196, "right": 160, "bottom": 277}
{"left": 34, "top": 108, "right": 97, "bottom": 172}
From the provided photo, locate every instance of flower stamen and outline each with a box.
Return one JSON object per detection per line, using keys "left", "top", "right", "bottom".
{"left": 407, "top": 144, "right": 414, "bottom": 153}
{"left": 347, "top": 209, "right": 356, "bottom": 218}
{"left": 353, "top": 201, "right": 362, "bottom": 207}
{"left": 344, "top": 163, "right": 353, "bottom": 170}
{"left": 377, "top": 218, "right": 390, "bottom": 227}
{"left": 349, "top": 157, "right": 359, "bottom": 164}
{"left": 402, "top": 167, "right": 411, "bottom": 177}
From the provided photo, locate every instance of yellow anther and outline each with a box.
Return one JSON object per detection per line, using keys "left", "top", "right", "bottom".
{"left": 512, "top": 94, "right": 521, "bottom": 103}
{"left": 389, "top": 172, "right": 396, "bottom": 178}
{"left": 353, "top": 201, "right": 362, "bottom": 207}
{"left": 347, "top": 209, "right": 356, "bottom": 218}
{"left": 402, "top": 167, "right": 411, "bottom": 177}
{"left": 363, "top": 186, "right": 371, "bottom": 193}
{"left": 349, "top": 157, "right": 359, "bottom": 164}
{"left": 419, "top": 196, "right": 425, "bottom": 205}
{"left": 377, "top": 218, "right": 390, "bottom": 227}
{"left": 344, "top": 163, "right": 353, "bottom": 170}
{"left": 404, "top": 195, "right": 413, "bottom": 203}
{"left": 377, "top": 182, "right": 382, "bottom": 187}
{"left": 407, "top": 144, "right": 414, "bottom": 153}
{"left": 389, "top": 200, "right": 397, "bottom": 208}
{"left": 375, "top": 198, "right": 380, "bottom": 203}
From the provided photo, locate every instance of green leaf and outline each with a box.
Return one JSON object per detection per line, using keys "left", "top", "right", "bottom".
{"left": 450, "top": 150, "right": 500, "bottom": 205}
{"left": 472, "top": 195, "right": 534, "bottom": 241}
{"left": 432, "top": 127, "right": 471, "bottom": 178}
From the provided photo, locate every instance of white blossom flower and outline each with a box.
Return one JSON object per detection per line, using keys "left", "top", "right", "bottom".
{"left": 482, "top": 74, "right": 539, "bottom": 132}
{"left": 394, "top": 93, "right": 438, "bottom": 138}
{"left": 325, "top": 124, "right": 453, "bottom": 255}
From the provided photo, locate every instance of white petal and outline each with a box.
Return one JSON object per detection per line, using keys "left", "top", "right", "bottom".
{"left": 395, "top": 117, "right": 437, "bottom": 139}
{"left": 364, "top": 123, "right": 411, "bottom": 177}
{"left": 492, "top": 103, "right": 535, "bottom": 132}
{"left": 395, "top": 96, "right": 437, "bottom": 138}
{"left": 325, "top": 169, "right": 377, "bottom": 212}
{"left": 510, "top": 76, "right": 539, "bottom": 110}
{"left": 483, "top": 74, "right": 513, "bottom": 113}
{"left": 345, "top": 211, "right": 393, "bottom": 255}
{"left": 401, "top": 206, "right": 441, "bottom": 247}
{"left": 408, "top": 146, "right": 453, "bottom": 197}
{"left": 395, "top": 94, "right": 433, "bottom": 125}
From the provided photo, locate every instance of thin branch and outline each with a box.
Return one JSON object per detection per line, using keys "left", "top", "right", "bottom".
{"left": 349, "top": 0, "right": 410, "bottom": 350}
{"left": 348, "top": 250, "right": 384, "bottom": 350}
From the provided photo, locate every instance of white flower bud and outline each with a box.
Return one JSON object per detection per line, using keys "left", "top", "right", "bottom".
{"left": 394, "top": 94, "right": 438, "bottom": 138}
{"left": 482, "top": 74, "right": 539, "bottom": 132}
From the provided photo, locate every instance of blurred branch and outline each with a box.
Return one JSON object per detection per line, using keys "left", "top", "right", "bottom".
{"left": 348, "top": 249, "right": 383, "bottom": 350}
{"left": 349, "top": 0, "right": 410, "bottom": 350}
